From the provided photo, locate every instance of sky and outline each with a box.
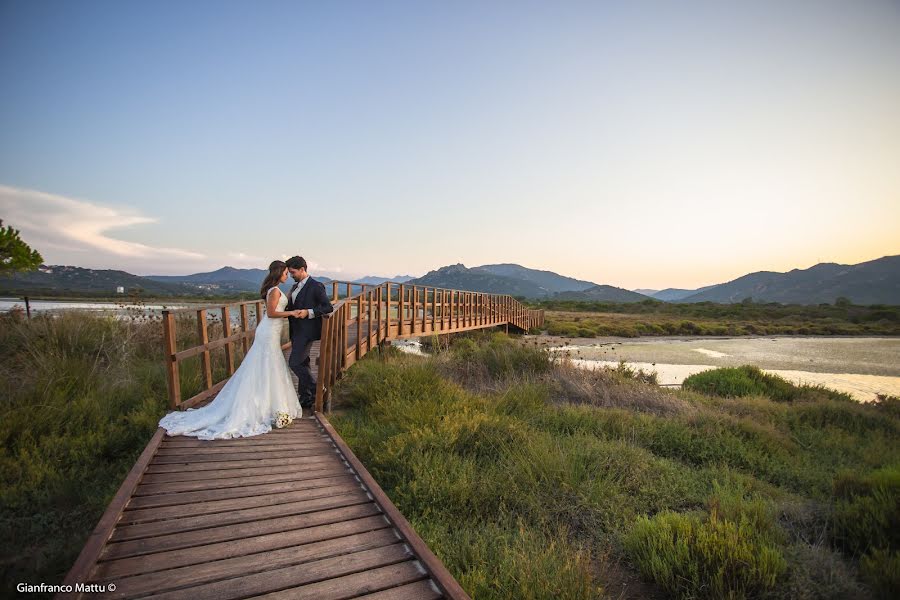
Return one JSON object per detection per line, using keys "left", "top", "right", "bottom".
{"left": 1, "top": 0, "right": 898, "bottom": 290}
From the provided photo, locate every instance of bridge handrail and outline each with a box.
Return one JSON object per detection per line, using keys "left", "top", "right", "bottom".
{"left": 160, "top": 279, "right": 543, "bottom": 410}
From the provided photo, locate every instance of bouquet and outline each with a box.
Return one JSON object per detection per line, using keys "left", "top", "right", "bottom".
{"left": 274, "top": 411, "right": 292, "bottom": 429}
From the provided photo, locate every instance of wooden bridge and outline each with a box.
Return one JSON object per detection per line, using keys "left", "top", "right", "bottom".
{"left": 60, "top": 281, "right": 543, "bottom": 599}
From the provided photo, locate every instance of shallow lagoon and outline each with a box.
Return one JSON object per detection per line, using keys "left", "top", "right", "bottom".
{"left": 545, "top": 336, "right": 900, "bottom": 402}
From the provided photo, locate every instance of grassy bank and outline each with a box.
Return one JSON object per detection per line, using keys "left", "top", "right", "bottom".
{"left": 533, "top": 301, "right": 900, "bottom": 338}
{"left": 330, "top": 332, "right": 899, "bottom": 598}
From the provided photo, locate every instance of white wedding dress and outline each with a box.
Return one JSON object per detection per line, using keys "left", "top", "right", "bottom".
{"left": 158, "top": 287, "right": 302, "bottom": 439}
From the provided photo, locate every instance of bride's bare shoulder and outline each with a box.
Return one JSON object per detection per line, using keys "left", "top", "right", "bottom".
{"left": 267, "top": 286, "right": 284, "bottom": 298}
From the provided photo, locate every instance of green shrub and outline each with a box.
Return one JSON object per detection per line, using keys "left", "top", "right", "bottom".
{"left": 624, "top": 509, "right": 787, "bottom": 599}
{"left": 832, "top": 466, "right": 900, "bottom": 556}
{"left": 683, "top": 366, "right": 851, "bottom": 402}
{"left": 449, "top": 332, "right": 551, "bottom": 379}
{"left": 775, "top": 543, "right": 867, "bottom": 600}
{"left": 860, "top": 547, "right": 900, "bottom": 599}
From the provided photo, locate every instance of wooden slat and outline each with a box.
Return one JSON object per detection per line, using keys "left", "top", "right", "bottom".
{"left": 128, "top": 474, "right": 356, "bottom": 509}
{"left": 99, "top": 528, "right": 403, "bottom": 599}
{"left": 134, "top": 466, "right": 344, "bottom": 495}
{"left": 95, "top": 503, "right": 393, "bottom": 580}
{"left": 159, "top": 435, "right": 330, "bottom": 447}
{"left": 144, "top": 454, "right": 336, "bottom": 474}
{"left": 110, "top": 491, "right": 374, "bottom": 543}
{"left": 146, "top": 545, "right": 416, "bottom": 600}
{"left": 121, "top": 477, "right": 361, "bottom": 523}
{"left": 101, "top": 510, "right": 389, "bottom": 564}
{"left": 250, "top": 560, "right": 430, "bottom": 600}
{"left": 355, "top": 579, "right": 443, "bottom": 600}
{"left": 155, "top": 442, "right": 332, "bottom": 455}
{"left": 150, "top": 448, "right": 337, "bottom": 464}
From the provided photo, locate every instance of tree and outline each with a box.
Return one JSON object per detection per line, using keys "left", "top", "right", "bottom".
{"left": 0, "top": 220, "right": 43, "bottom": 276}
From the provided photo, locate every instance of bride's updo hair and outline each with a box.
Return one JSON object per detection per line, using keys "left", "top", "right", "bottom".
{"left": 260, "top": 260, "right": 287, "bottom": 299}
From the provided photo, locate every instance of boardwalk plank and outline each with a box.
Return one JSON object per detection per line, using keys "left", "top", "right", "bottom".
{"left": 135, "top": 466, "right": 346, "bottom": 495}
{"left": 110, "top": 491, "right": 374, "bottom": 542}
{"left": 128, "top": 474, "right": 354, "bottom": 509}
{"left": 250, "top": 560, "right": 429, "bottom": 600}
{"left": 155, "top": 443, "right": 333, "bottom": 456}
{"left": 145, "top": 544, "right": 415, "bottom": 600}
{"left": 354, "top": 579, "right": 444, "bottom": 600}
{"left": 143, "top": 454, "right": 338, "bottom": 475}
{"left": 150, "top": 449, "right": 337, "bottom": 464}
{"left": 98, "top": 528, "right": 402, "bottom": 598}
{"left": 119, "top": 479, "right": 361, "bottom": 525}
{"left": 160, "top": 436, "right": 331, "bottom": 448}
{"left": 98, "top": 510, "right": 389, "bottom": 577}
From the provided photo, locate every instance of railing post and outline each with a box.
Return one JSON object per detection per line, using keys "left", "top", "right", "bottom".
{"left": 332, "top": 281, "right": 339, "bottom": 302}
{"left": 255, "top": 301, "right": 263, "bottom": 325}
{"left": 222, "top": 305, "right": 235, "bottom": 375}
{"left": 399, "top": 284, "right": 405, "bottom": 336}
{"left": 162, "top": 311, "right": 181, "bottom": 409}
{"left": 197, "top": 309, "right": 213, "bottom": 390}
{"left": 431, "top": 288, "right": 437, "bottom": 332}
{"left": 385, "top": 283, "right": 392, "bottom": 340}
{"left": 376, "top": 286, "right": 383, "bottom": 345}
{"left": 240, "top": 303, "right": 250, "bottom": 354}
{"left": 367, "top": 289, "right": 374, "bottom": 352}
{"left": 316, "top": 315, "right": 330, "bottom": 413}
{"left": 412, "top": 287, "right": 418, "bottom": 334}
{"left": 356, "top": 296, "right": 363, "bottom": 360}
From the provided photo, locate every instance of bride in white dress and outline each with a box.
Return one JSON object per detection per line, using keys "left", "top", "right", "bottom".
{"left": 158, "top": 260, "right": 304, "bottom": 439}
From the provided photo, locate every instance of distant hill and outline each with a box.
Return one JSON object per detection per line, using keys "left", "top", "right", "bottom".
{"left": 553, "top": 285, "right": 652, "bottom": 303}
{"left": 474, "top": 264, "right": 597, "bottom": 293}
{"left": 0, "top": 265, "right": 194, "bottom": 297}
{"left": 147, "top": 266, "right": 334, "bottom": 294}
{"left": 407, "top": 264, "right": 550, "bottom": 298}
{"left": 353, "top": 275, "right": 414, "bottom": 286}
{"left": 651, "top": 285, "right": 717, "bottom": 302}
{"left": 147, "top": 266, "right": 269, "bottom": 293}
{"left": 680, "top": 255, "right": 900, "bottom": 305}
{"left": 633, "top": 288, "right": 659, "bottom": 296}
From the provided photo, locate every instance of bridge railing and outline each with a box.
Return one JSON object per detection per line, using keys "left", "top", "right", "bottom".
{"left": 313, "top": 281, "right": 544, "bottom": 411}
{"left": 160, "top": 280, "right": 543, "bottom": 410}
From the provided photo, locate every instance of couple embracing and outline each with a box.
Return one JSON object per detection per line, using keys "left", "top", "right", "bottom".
{"left": 159, "top": 256, "right": 333, "bottom": 439}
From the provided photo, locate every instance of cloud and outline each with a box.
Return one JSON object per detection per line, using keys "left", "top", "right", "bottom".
{"left": 0, "top": 184, "right": 205, "bottom": 270}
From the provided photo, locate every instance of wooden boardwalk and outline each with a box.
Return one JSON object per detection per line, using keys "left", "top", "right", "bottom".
{"left": 61, "top": 281, "right": 543, "bottom": 599}
{"left": 59, "top": 415, "right": 465, "bottom": 598}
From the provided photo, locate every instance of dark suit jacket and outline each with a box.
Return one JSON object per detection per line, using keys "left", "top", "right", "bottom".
{"left": 286, "top": 277, "right": 334, "bottom": 343}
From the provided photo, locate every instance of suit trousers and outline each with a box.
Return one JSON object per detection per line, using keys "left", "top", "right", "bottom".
{"left": 288, "top": 336, "right": 315, "bottom": 408}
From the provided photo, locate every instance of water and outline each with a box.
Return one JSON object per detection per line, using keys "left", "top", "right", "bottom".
{"left": 0, "top": 298, "right": 256, "bottom": 324}
{"left": 0, "top": 298, "right": 191, "bottom": 314}
{"left": 545, "top": 336, "right": 900, "bottom": 402}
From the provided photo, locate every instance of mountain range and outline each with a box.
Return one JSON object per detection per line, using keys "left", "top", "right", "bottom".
{"left": 1, "top": 256, "right": 897, "bottom": 305}
{"left": 671, "top": 255, "right": 900, "bottom": 305}
{"left": 407, "top": 264, "right": 645, "bottom": 302}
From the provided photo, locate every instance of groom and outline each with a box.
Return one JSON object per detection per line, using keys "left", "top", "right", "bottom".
{"left": 285, "top": 256, "right": 334, "bottom": 411}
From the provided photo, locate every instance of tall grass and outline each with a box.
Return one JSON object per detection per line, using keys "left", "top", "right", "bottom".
{"left": 330, "top": 333, "right": 899, "bottom": 598}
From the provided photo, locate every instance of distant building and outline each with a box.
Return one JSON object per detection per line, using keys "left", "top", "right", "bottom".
{"left": 116, "top": 286, "right": 125, "bottom": 294}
